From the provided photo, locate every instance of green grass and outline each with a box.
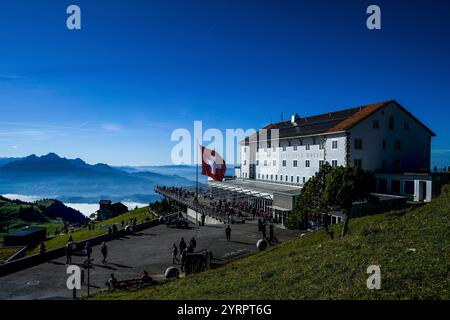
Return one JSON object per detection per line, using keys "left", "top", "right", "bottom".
{"left": 92, "top": 192, "right": 450, "bottom": 300}
{"left": 0, "top": 247, "right": 22, "bottom": 262}
{"left": 28, "top": 206, "right": 155, "bottom": 255}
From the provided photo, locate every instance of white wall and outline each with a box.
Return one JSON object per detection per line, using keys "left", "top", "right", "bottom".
{"left": 348, "top": 102, "right": 432, "bottom": 173}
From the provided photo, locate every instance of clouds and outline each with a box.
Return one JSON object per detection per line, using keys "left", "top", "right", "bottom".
{"left": 101, "top": 123, "right": 123, "bottom": 132}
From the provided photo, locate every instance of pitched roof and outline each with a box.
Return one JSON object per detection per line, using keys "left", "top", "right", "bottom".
{"left": 242, "top": 100, "right": 435, "bottom": 144}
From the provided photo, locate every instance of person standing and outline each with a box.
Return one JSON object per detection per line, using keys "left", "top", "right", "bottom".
{"left": 172, "top": 243, "right": 179, "bottom": 264}
{"left": 101, "top": 242, "right": 108, "bottom": 264}
{"left": 179, "top": 237, "right": 187, "bottom": 253}
{"left": 225, "top": 225, "right": 231, "bottom": 241}
{"left": 85, "top": 242, "right": 92, "bottom": 261}
{"left": 261, "top": 222, "right": 267, "bottom": 239}
{"left": 201, "top": 213, "right": 206, "bottom": 226}
{"left": 190, "top": 237, "right": 197, "bottom": 250}
{"left": 65, "top": 241, "right": 73, "bottom": 264}
{"left": 180, "top": 247, "right": 187, "bottom": 272}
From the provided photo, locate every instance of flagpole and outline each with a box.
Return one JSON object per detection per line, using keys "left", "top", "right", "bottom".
{"left": 196, "top": 139, "right": 199, "bottom": 226}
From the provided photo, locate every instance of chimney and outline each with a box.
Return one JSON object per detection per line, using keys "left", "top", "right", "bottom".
{"left": 291, "top": 113, "right": 301, "bottom": 125}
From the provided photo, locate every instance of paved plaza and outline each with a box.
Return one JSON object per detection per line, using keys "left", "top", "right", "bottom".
{"left": 0, "top": 220, "right": 299, "bottom": 300}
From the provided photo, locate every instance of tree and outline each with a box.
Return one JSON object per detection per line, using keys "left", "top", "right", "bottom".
{"left": 324, "top": 166, "right": 376, "bottom": 238}
{"left": 286, "top": 163, "right": 334, "bottom": 238}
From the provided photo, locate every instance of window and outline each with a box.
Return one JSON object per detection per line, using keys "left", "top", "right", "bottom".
{"left": 378, "top": 178, "right": 387, "bottom": 193}
{"left": 282, "top": 160, "right": 287, "bottom": 167}
{"left": 305, "top": 144, "right": 310, "bottom": 151}
{"left": 256, "top": 160, "right": 259, "bottom": 166}
{"left": 382, "top": 140, "right": 387, "bottom": 151}
{"left": 354, "top": 159, "right": 363, "bottom": 168}
{"left": 282, "top": 146, "right": 287, "bottom": 152}
{"left": 305, "top": 160, "right": 310, "bottom": 168}
{"left": 303, "top": 177, "right": 306, "bottom": 184}
{"left": 332, "top": 160, "right": 338, "bottom": 168}
{"left": 285, "top": 175, "right": 288, "bottom": 181}
{"left": 404, "top": 121, "right": 409, "bottom": 130}
{"left": 394, "top": 159, "right": 400, "bottom": 171}
{"left": 264, "top": 160, "right": 268, "bottom": 166}
{"left": 258, "top": 173, "right": 260, "bottom": 179}
{"left": 291, "top": 176, "right": 294, "bottom": 183}
{"left": 319, "top": 160, "right": 324, "bottom": 168}
{"left": 373, "top": 120, "right": 379, "bottom": 129}
{"left": 293, "top": 145, "right": 298, "bottom": 151}
{"left": 273, "top": 146, "right": 276, "bottom": 152}
{"left": 332, "top": 140, "right": 338, "bottom": 149}
{"left": 297, "top": 176, "right": 300, "bottom": 183}
{"left": 271, "top": 175, "right": 273, "bottom": 180}
{"left": 293, "top": 160, "right": 298, "bottom": 167}
{"left": 280, "top": 175, "right": 283, "bottom": 182}
{"left": 354, "top": 139, "right": 363, "bottom": 150}
{"left": 273, "top": 160, "right": 276, "bottom": 166}
{"left": 244, "top": 160, "right": 247, "bottom": 165}
{"left": 319, "top": 141, "right": 325, "bottom": 150}
{"left": 391, "top": 180, "right": 401, "bottom": 193}
{"left": 394, "top": 140, "right": 401, "bottom": 151}
{"left": 266, "top": 174, "right": 269, "bottom": 179}
{"left": 275, "top": 175, "right": 278, "bottom": 181}
{"left": 381, "top": 159, "right": 386, "bottom": 170}
{"left": 244, "top": 147, "right": 247, "bottom": 153}
{"left": 389, "top": 117, "right": 395, "bottom": 130}
{"left": 404, "top": 181, "right": 414, "bottom": 195}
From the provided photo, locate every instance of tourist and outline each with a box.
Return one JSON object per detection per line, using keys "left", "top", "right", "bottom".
{"left": 225, "top": 225, "right": 231, "bottom": 241}
{"left": 190, "top": 237, "right": 197, "bottom": 250}
{"left": 179, "top": 237, "right": 187, "bottom": 253}
{"left": 85, "top": 242, "right": 92, "bottom": 261}
{"left": 101, "top": 242, "right": 108, "bottom": 264}
{"left": 180, "top": 248, "right": 187, "bottom": 272}
{"left": 65, "top": 241, "right": 73, "bottom": 264}
{"left": 172, "top": 243, "right": 179, "bottom": 264}
{"left": 108, "top": 273, "right": 118, "bottom": 289}
{"left": 39, "top": 242, "right": 46, "bottom": 255}
{"left": 201, "top": 213, "right": 206, "bottom": 226}
{"left": 141, "top": 270, "right": 152, "bottom": 284}
{"left": 261, "top": 222, "right": 267, "bottom": 239}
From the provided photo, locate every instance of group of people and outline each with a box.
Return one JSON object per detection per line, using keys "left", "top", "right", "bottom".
{"left": 258, "top": 219, "right": 278, "bottom": 245}
{"left": 107, "top": 270, "right": 152, "bottom": 289}
{"left": 172, "top": 236, "right": 198, "bottom": 272}
{"left": 64, "top": 237, "right": 109, "bottom": 265}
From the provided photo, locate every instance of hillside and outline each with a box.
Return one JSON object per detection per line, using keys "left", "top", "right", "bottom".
{"left": 0, "top": 196, "right": 88, "bottom": 244}
{"left": 0, "top": 153, "right": 195, "bottom": 203}
{"left": 92, "top": 188, "right": 450, "bottom": 300}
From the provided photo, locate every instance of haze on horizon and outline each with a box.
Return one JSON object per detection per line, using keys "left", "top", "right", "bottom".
{"left": 1, "top": 0, "right": 450, "bottom": 168}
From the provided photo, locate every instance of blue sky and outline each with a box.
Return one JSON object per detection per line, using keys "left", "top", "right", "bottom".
{"left": 0, "top": 0, "right": 449, "bottom": 166}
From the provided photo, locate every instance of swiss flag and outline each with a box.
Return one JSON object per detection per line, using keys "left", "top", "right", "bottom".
{"left": 201, "top": 146, "right": 226, "bottom": 181}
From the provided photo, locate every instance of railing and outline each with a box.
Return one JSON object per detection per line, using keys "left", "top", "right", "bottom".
{"left": 155, "top": 187, "right": 252, "bottom": 222}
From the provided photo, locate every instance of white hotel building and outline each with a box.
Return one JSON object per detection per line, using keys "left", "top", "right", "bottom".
{"left": 212, "top": 100, "right": 435, "bottom": 225}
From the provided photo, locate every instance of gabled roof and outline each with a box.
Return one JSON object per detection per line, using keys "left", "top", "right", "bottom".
{"left": 242, "top": 100, "right": 435, "bottom": 144}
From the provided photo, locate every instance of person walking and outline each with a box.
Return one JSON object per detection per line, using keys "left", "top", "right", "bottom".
{"left": 101, "top": 242, "right": 108, "bottom": 264}
{"left": 172, "top": 243, "right": 179, "bottom": 264}
{"left": 225, "top": 225, "right": 231, "bottom": 241}
{"left": 179, "top": 237, "right": 187, "bottom": 253}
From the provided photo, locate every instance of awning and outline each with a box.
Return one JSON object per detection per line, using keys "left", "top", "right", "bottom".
{"left": 267, "top": 205, "right": 291, "bottom": 212}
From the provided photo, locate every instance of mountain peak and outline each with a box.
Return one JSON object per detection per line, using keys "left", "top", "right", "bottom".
{"left": 43, "top": 152, "right": 61, "bottom": 160}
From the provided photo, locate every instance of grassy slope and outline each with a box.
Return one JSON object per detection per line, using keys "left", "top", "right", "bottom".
{"left": 29, "top": 206, "right": 154, "bottom": 255}
{"left": 93, "top": 192, "right": 450, "bottom": 300}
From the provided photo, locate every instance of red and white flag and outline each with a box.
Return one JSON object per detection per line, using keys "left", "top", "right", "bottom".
{"left": 201, "top": 146, "right": 226, "bottom": 181}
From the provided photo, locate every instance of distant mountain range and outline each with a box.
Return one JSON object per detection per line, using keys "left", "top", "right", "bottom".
{"left": 0, "top": 153, "right": 196, "bottom": 203}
